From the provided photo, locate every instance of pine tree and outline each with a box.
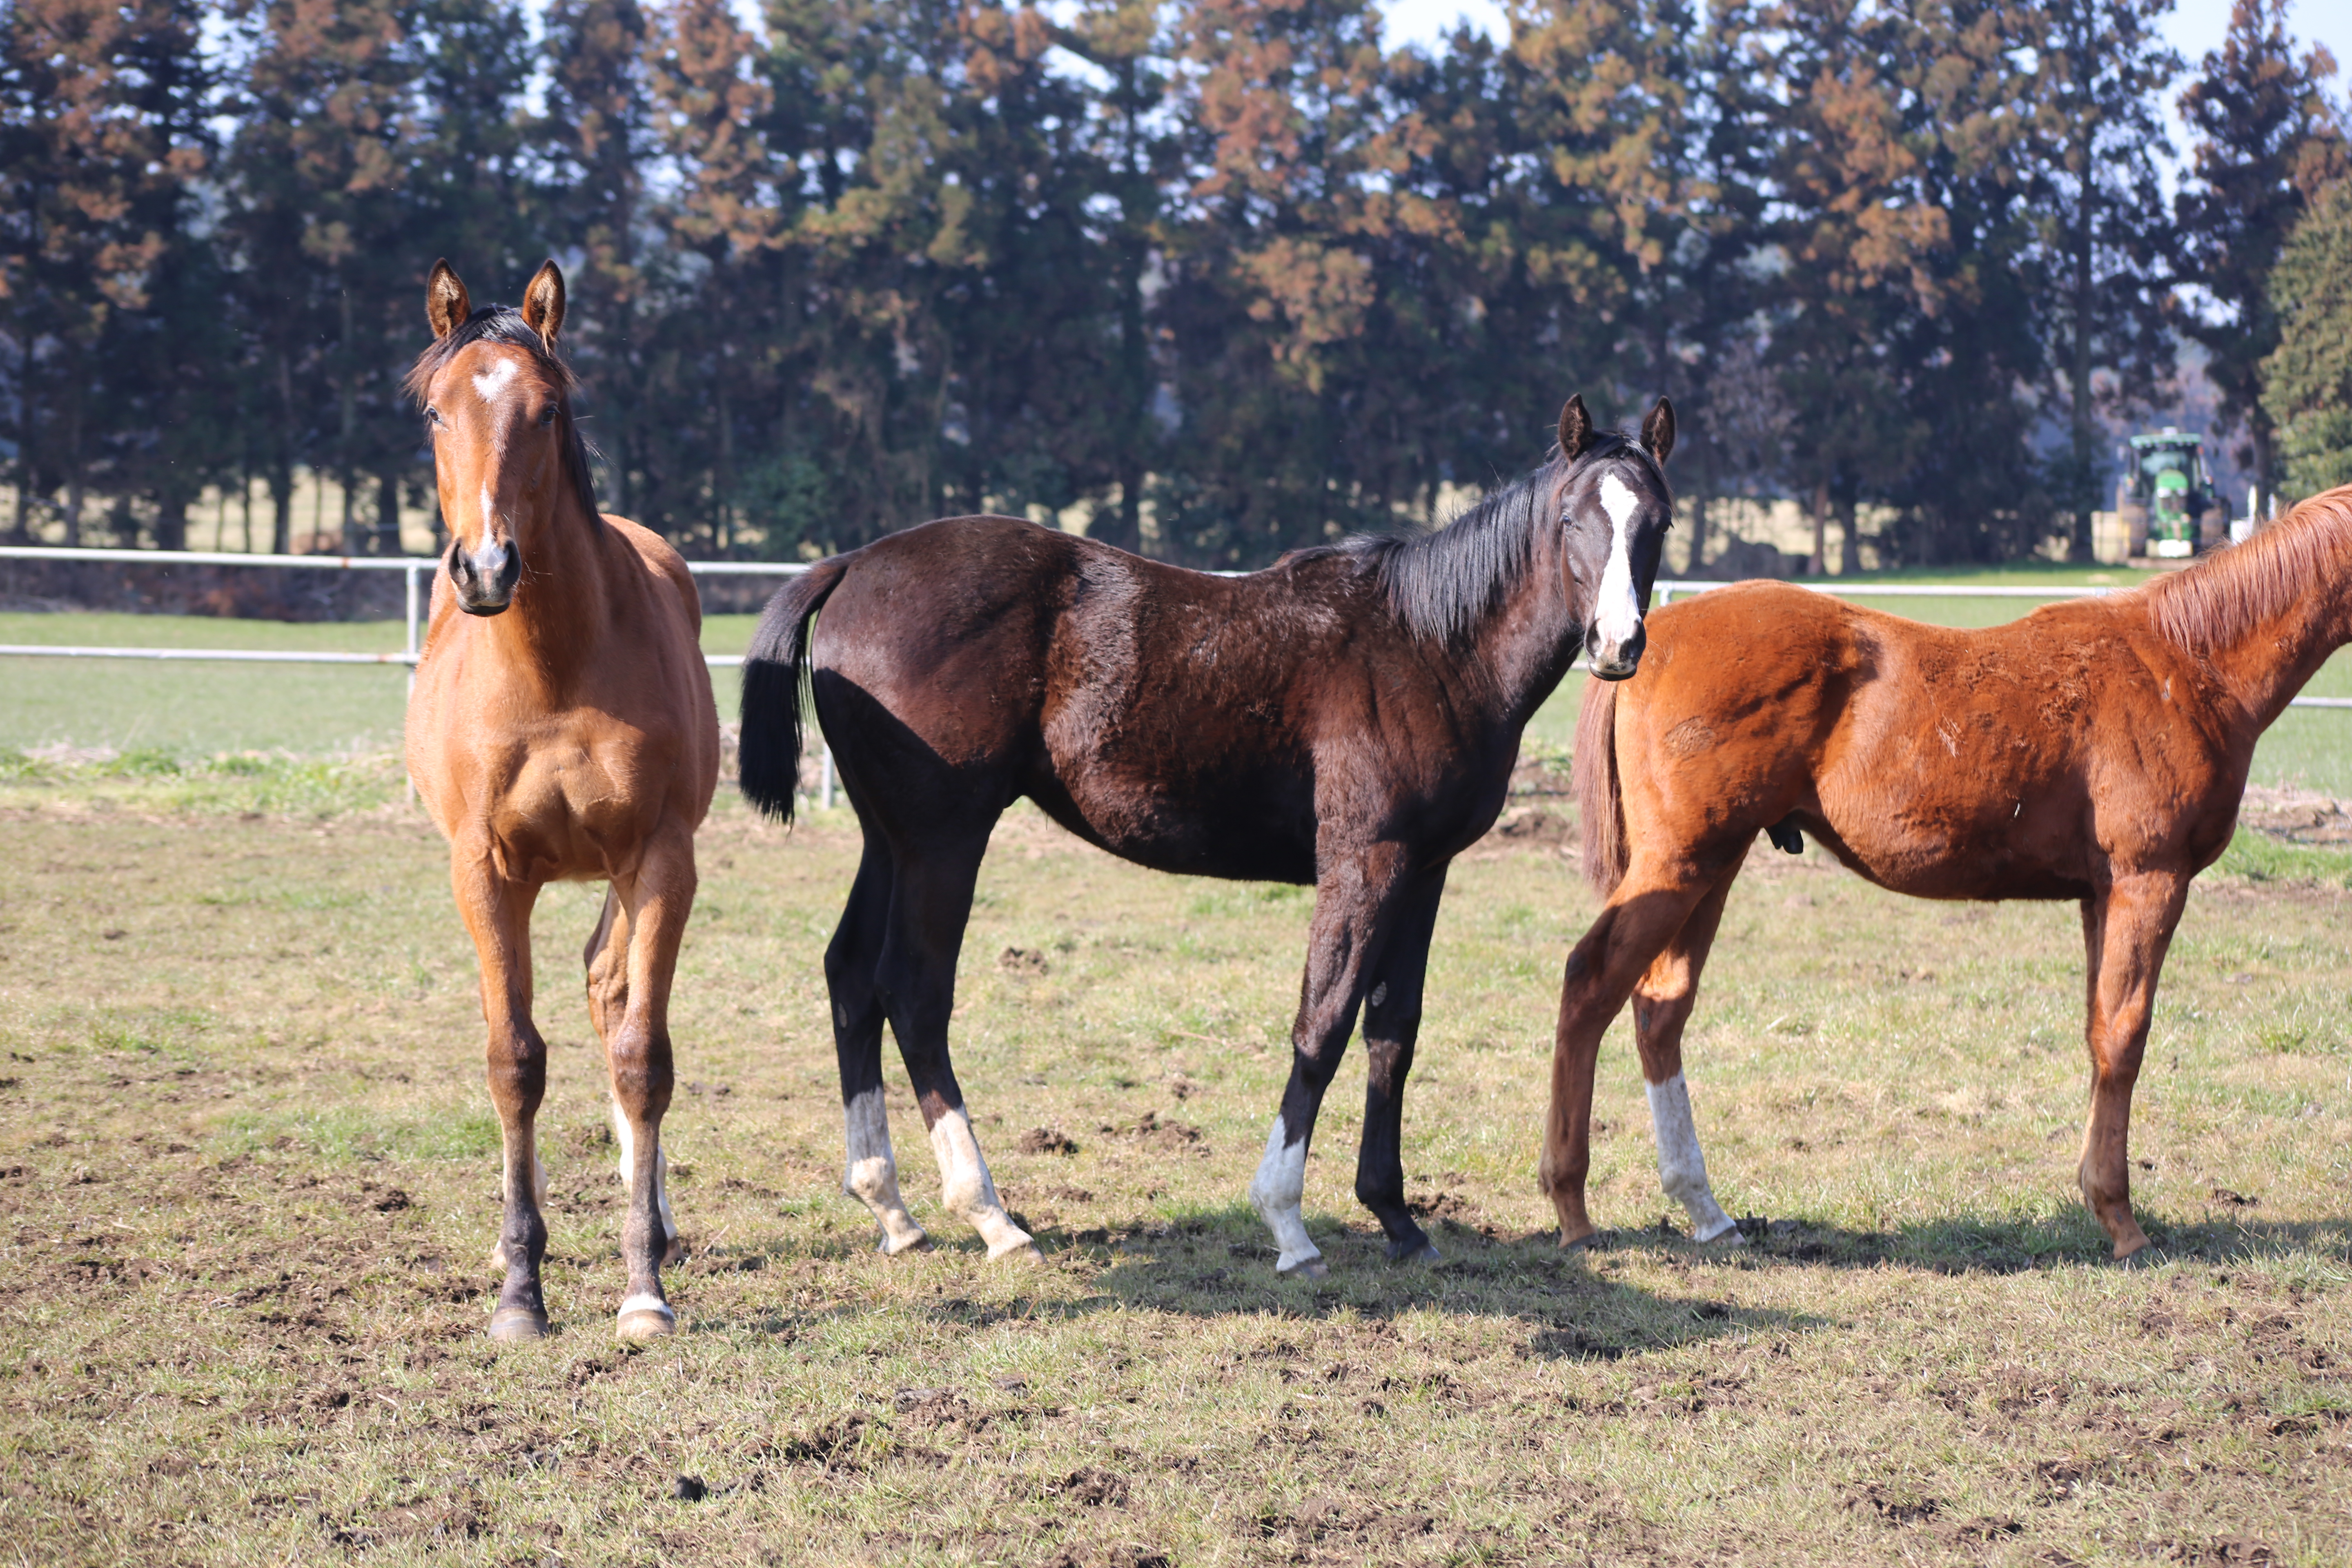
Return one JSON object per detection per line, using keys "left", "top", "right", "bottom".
{"left": 2261, "top": 178, "right": 2352, "bottom": 499}
{"left": 2028, "top": 0, "right": 2179, "bottom": 560}
{"left": 2175, "top": 0, "right": 2348, "bottom": 512}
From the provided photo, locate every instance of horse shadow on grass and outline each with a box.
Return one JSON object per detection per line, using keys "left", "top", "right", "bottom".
{"left": 1565, "top": 1204, "right": 2352, "bottom": 1277}
{"left": 693, "top": 1203, "right": 1824, "bottom": 1361}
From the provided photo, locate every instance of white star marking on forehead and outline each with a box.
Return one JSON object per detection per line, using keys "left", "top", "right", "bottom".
{"left": 1599, "top": 471, "right": 1642, "bottom": 529}
{"left": 471, "top": 356, "right": 520, "bottom": 403}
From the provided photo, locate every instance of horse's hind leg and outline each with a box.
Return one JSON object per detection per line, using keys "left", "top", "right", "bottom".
{"left": 585, "top": 886, "right": 680, "bottom": 1266}
{"left": 1352, "top": 868, "right": 1448, "bottom": 1264}
{"left": 598, "top": 821, "right": 699, "bottom": 1338}
{"left": 1541, "top": 871, "right": 1721, "bottom": 1249}
{"left": 1631, "top": 870, "right": 1742, "bottom": 1243}
{"left": 829, "top": 839, "right": 926, "bottom": 1254}
{"left": 879, "top": 838, "right": 1037, "bottom": 1261}
{"left": 452, "top": 844, "right": 551, "bottom": 1340}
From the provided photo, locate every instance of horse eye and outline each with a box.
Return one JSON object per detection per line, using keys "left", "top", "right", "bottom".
{"left": 425, "top": 406, "right": 441, "bottom": 426}
{"left": 539, "top": 405, "right": 557, "bottom": 427}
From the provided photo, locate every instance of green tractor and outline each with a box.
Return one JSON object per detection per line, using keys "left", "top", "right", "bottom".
{"left": 2122, "top": 428, "right": 2220, "bottom": 559}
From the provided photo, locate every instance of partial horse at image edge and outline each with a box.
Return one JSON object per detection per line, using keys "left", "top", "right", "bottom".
{"left": 1548, "top": 483, "right": 2352, "bottom": 1261}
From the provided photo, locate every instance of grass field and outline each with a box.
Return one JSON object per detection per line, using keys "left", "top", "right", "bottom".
{"left": 0, "top": 752, "right": 2347, "bottom": 1564}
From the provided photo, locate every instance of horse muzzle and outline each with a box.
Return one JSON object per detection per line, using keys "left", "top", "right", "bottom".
{"left": 1585, "top": 620, "right": 1645, "bottom": 681}
{"left": 449, "top": 538, "right": 519, "bottom": 615}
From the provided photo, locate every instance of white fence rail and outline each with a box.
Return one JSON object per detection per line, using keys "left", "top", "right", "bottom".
{"left": 1, "top": 548, "right": 2347, "bottom": 711}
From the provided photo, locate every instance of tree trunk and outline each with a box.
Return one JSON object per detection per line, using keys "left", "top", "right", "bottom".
{"left": 377, "top": 470, "right": 401, "bottom": 555}
{"left": 273, "top": 351, "right": 295, "bottom": 553}
{"left": 2069, "top": 172, "right": 2097, "bottom": 563}
{"left": 1808, "top": 481, "right": 1829, "bottom": 575}
{"left": 154, "top": 483, "right": 188, "bottom": 552}
{"left": 1837, "top": 494, "right": 1861, "bottom": 576}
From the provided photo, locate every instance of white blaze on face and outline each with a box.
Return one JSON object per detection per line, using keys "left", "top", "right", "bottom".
{"left": 927, "top": 1106, "right": 1035, "bottom": 1260}
{"left": 1591, "top": 471, "right": 1646, "bottom": 657}
{"left": 1645, "top": 1072, "right": 1743, "bottom": 1244}
{"left": 1248, "top": 1114, "right": 1319, "bottom": 1271}
{"left": 842, "top": 1087, "right": 927, "bottom": 1254}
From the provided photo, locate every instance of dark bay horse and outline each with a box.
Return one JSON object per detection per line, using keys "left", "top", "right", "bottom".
{"left": 1546, "top": 484, "right": 2352, "bottom": 1261}
{"left": 740, "top": 398, "right": 1679, "bottom": 1275}
{"left": 405, "top": 260, "right": 719, "bottom": 1338}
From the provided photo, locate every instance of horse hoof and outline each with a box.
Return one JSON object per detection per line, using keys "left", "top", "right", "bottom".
{"left": 1388, "top": 1240, "right": 1442, "bottom": 1265}
{"left": 1557, "top": 1230, "right": 1596, "bottom": 1254}
{"left": 488, "top": 1307, "right": 549, "bottom": 1342}
{"left": 878, "top": 1227, "right": 931, "bottom": 1256}
{"left": 1699, "top": 1225, "right": 1748, "bottom": 1249}
{"left": 1280, "top": 1256, "right": 1329, "bottom": 1281}
{"left": 617, "top": 1306, "right": 677, "bottom": 1341}
{"left": 990, "top": 1241, "right": 1045, "bottom": 1265}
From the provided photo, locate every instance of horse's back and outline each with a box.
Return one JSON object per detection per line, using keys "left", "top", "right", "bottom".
{"left": 803, "top": 515, "right": 1352, "bottom": 875}
{"left": 605, "top": 512, "right": 704, "bottom": 636}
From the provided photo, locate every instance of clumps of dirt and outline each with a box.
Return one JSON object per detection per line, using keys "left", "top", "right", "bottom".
{"left": 1846, "top": 1483, "right": 1940, "bottom": 1526}
{"left": 1016, "top": 1127, "right": 1079, "bottom": 1156}
{"left": 999, "top": 947, "right": 1050, "bottom": 976}
{"left": 1935, "top": 1517, "right": 2025, "bottom": 1546}
{"left": 775, "top": 1414, "right": 871, "bottom": 1471}
{"left": 1487, "top": 806, "right": 1573, "bottom": 846}
{"left": 1042, "top": 1545, "right": 1170, "bottom": 1568}
{"left": 2237, "top": 786, "right": 2352, "bottom": 846}
{"left": 1102, "top": 1111, "right": 1207, "bottom": 1155}
{"left": 2209, "top": 1187, "right": 2259, "bottom": 1207}
{"left": 1053, "top": 1466, "right": 1131, "bottom": 1507}
{"left": 2141, "top": 1540, "right": 2281, "bottom": 1564}
{"left": 1407, "top": 1190, "right": 1492, "bottom": 1236}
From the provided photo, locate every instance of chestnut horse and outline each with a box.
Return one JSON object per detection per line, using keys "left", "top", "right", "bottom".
{"left": 741, "top": 399, "right": 1677, "bottom": 1275}
{"left": 404, "top": 260, "right": 719, "bottom": 1339}
{"left": 1543, "top": 483, "right": 2352, "bottom": 1261}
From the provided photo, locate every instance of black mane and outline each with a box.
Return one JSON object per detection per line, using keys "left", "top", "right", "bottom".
{"left": 403, "top": 305, "right": 600, "bottom": 515}
{"left": 1339, "top": 430, "right": 1666, "bottom": 643}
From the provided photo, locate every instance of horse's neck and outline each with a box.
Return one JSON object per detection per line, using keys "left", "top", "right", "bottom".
{"left": 495, "top": 499, "right": 621, "bottom": 690}
{"left": 2175, "top": 507, "right": 2352, "bottom": 729}
{"left": 1468, "top": 547, "right": 1583, "bottom": 733}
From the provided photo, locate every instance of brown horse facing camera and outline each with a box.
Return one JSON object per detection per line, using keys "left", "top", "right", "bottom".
{"left": 740, "top": 398, "right": 1678, "bottom": 1276}
{"left": 1545, "top": 484, "right": 2352, "bottom": 1262}
{"left": 404, "top": 260, "right": 719, "bottom": 1339}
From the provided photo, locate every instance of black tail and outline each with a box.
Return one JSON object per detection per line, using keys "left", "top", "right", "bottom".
{"left": 739, "top": 555, "right": 853, "bottom": 824}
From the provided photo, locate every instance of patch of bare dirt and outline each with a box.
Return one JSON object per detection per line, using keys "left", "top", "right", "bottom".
{"left": 2237, "top": 786, "right": 2352, "bottom": 846}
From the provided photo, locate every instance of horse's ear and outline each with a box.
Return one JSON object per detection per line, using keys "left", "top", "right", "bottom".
{"left": 426, "top": 259, "right": 470, "bottom": 339}
{"left": 1558, "top": 394, "right": 1592, "bottom": 461}
{"left": 1641, "top": 395, "right": 1675, "bottom": 466}
{"left": 521, "top": 260, "right": 566, "bottom": 352}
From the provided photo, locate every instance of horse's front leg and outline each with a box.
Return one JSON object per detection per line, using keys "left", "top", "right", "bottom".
{"left": 1352, "top": 868, "right": 1448, "bottom": 1264}
{"left": 2077, "top": 872, "right": 2188, "bottom": 1262}
{"left": 452, "top": 843, "right": 550, "bottom": 1341}
{"left": 600, "top": 823, "right": 697, "bottom": 1338}
{"left": 1250, "top": 842, "right": 1414, "bottom": 1278}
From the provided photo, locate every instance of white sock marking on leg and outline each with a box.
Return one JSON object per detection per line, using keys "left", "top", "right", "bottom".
{"left": 1647, "top": 1073, "right": 1741, "bottom": 1243}
{"left": 616, "top": 1292, "right": 673, "bottom": 1320}
{"left": 928, "top": 1106, "right": 1034, "bottom": 1259}
{"left": 843, "top": 1087, "right": 927, "bottom": 1254}
{"left": 1248, "top": 1114, "right": 1320, "bottom": 1271}
{"left": 610, "top": 1098, "right": 677, "bottom": 1244}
